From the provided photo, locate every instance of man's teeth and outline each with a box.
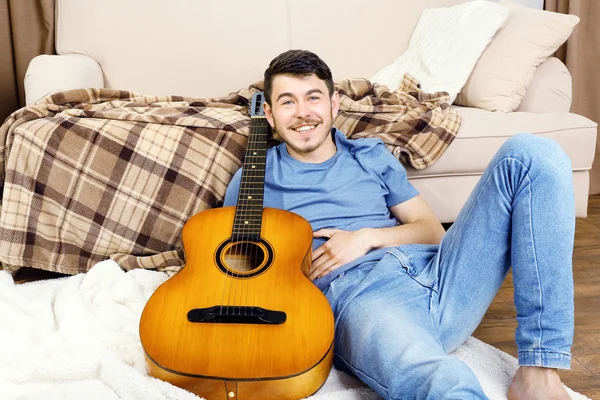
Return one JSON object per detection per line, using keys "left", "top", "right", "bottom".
{"left": 295, "top": 125, "right": 316, "bottom": 132}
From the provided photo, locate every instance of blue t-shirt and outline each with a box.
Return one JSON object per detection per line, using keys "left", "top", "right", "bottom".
{"left": 223, "top": 128, "right": 419, "bottom": 290}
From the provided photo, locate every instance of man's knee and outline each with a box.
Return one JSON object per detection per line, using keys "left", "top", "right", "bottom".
{"left": 389, "top": 356, "right": 487, "bottom": 400}
{"left": 497, "top": 133, "right": 572, "bottom": 175}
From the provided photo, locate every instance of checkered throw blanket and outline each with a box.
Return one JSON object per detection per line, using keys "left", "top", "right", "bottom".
{"left": 0, "top": 76, "right": 460, "bottom": 275}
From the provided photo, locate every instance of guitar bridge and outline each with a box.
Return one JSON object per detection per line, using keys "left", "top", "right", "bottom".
{"left": 187, "top": 306, "right": 286, "bottom": 325}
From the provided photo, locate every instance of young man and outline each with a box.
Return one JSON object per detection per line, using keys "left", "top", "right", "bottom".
{"left": 223, "top": 50, "right": 575, "bottom": 400}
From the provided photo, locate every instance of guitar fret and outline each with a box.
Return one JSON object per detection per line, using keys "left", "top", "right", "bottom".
{"left": 230, "top": 94, "right": 270, "bottom": 239}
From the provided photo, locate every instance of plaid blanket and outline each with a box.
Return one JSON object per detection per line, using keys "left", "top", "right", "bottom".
{"left": 335, "top": 75, "right": 460, "bottom": 169}
{"left": 0, "top": 76, "right": 460, "bottom": 275}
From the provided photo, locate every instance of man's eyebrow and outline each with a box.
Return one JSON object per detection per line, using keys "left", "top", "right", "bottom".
{"left": 275, "top": 88, "right": 325, "bottom": 102}
{"left": 306, "top": 88, "right": 325, "bottom": 96}
{"left": 275, "top": 92, "right": 294, "bottom": 102}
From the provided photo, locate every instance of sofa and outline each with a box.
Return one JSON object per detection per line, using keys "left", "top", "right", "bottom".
{"left": 1, "top": 0, "right": 597, "bottom": 275}
{"left": 23, "top": 0, "right": 597, "bottom": 222}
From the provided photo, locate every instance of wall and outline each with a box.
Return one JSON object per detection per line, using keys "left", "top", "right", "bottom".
{"left": 488, "top": 0, "right": 543, "bottom": 8}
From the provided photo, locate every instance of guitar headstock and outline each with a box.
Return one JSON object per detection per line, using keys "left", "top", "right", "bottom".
{"left": 250, "top": 92, "right": 266, "bottom": 118}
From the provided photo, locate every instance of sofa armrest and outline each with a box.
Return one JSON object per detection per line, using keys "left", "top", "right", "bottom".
{"left": 516, "top": 57, "right": 572, "bottom": 113}
{"left": 24, "top": 54, "right": 104, "bottom": 105}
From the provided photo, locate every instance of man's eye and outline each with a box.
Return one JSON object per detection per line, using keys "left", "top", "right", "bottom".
{"left": 281, "top": 100, "right": 293, "bottom": 106}
{"left": 309, "top": 96, "right": 320, "bottom": 101}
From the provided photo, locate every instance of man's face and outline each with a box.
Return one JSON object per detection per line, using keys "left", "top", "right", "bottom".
{"left": 264, "top": 73, "right": 340, "bottom": 163}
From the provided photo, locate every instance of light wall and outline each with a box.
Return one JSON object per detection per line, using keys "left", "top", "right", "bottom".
{"left": 488, "top": 0, "right": 543, "bottom": 8}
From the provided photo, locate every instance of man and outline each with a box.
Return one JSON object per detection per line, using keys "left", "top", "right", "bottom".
{"left": 223, "top": 49, "right": 575, "bottom": 400}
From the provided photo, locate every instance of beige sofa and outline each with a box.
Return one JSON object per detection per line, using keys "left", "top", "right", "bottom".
{"left": 24, "top": 0, "right": 597, "bottom": 223}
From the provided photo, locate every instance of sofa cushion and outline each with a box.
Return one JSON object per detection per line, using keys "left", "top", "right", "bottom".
{"left": 410, "top": 171, "right": 591, "bottom": 222}
{"left": 516, "top": 57, "right": 572, "bottom": 114}
{"left": 407, "top": 106, "right": 598, "bottom": 179}
{"left": 370, "top": 1, "right": 507, "bottom": 103}
{"left": 455, "top": 0, "right": 580, "bottom": 112}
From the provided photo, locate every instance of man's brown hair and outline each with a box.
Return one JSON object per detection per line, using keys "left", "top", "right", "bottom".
{"left": 263, "top": 49, "right": 334, "bottom": 105}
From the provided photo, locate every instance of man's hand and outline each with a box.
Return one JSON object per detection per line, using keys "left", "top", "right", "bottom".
{"left": 310, "top": 228, "right": 373, "bottom": 280}
{"left": 308, "top": 196, "right": 445, "bottom": 281}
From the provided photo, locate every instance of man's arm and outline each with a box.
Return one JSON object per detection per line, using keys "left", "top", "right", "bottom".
{"left": 366, "top": 194, "right": 446, "bottom": 249}
{"left": 310, "top": 195, "right": 445, "bottom": 280}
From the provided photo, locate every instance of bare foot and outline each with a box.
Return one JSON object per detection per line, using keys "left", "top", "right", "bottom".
{"left": 508, "top": 366, "right": 571, "bottom": 400}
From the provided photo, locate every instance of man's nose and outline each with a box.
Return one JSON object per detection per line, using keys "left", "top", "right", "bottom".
{"left": 295, "top": 100, "right": 311, "bottom": 119}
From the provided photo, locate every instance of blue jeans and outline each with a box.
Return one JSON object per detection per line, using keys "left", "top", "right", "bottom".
{"left": 323, "top": 133, "right": 575, "bottom": 399}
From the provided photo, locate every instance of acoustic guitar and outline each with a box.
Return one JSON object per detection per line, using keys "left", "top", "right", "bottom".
{"left": 139, "top": 92, "right": 335, "bottom": 399}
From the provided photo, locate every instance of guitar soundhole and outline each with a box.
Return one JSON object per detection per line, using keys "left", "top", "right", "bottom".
{"left": 222, "top": 242, "right": 266, "bottom": 274}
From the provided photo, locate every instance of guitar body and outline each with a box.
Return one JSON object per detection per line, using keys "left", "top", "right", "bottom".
{"left": 139, "top": 206, "right": 335, "bottom": 399}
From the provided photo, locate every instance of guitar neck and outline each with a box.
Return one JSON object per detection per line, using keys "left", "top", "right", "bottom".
{"left": 232, "top": 116, "right": 270, "bottom": 242}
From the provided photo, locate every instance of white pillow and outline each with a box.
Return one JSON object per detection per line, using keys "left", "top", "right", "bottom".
{"left": 370, "top": 0, "right": 508, "bottom": 103}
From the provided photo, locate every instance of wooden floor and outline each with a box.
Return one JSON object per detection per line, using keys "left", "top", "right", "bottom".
{"left": 13, "top": 196, "right": 600, "bottom": 398}
{"left": 474, "top": 195, "right": 600, "bottom": 399}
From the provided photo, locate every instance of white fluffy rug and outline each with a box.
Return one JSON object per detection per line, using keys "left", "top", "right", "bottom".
{"left": 0, "top": 260, "right": 589, "bottom": 400}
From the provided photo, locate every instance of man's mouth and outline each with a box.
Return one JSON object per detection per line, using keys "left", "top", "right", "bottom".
{"left": 293, "top": 124, "right": 317, "bottom": 133}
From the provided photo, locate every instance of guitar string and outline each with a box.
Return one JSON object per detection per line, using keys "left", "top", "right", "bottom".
{"left": 254, "top": 124, "right": 267, "bottom": 318}
{"left": 249, "top": 121, "right": 268, "bottom": 319}
{"left": 223, "top": 120, "right": 253, "bottom": 317}
{"left": 243, "top": 126, "right": 256, "bottom": 319}
{"left": 228, "top": 118, "right": 256, "bottom": 318}
{"left": 240, "top": 120, "right": 258, "bottom": 318}
{"left": 232, "top": 123, "right": 253, "bottom": 317}
{"left": 247, "top": 123, "right": 267, "bottom": 318}
{"left": 238, "top": 123, "right": 254, "bottom": 318}
{"left": 237, "top": 117, "right": 265, "bottom": 319}
{"left": 241, "top": 126, "right": 256, "bottom": 318}
{"left": 241, "top": 122, "right": 265, "bottom": 319}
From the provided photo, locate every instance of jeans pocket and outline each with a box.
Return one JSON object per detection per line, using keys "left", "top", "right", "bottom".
{"left": 386, "top": 244, "right": 439, "bottom": 292}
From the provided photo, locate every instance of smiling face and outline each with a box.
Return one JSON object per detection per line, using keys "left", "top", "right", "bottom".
{"left": 264, "top": 73, "right": 340, "bottom": 163}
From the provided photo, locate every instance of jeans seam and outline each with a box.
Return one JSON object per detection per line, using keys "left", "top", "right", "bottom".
{"left": 525, "top": 173, "right": 545, "bottom": 352}
{"left": 518, "top": 350, "right": 571, "bottom": 356}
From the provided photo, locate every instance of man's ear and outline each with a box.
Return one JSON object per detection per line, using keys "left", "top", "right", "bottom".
{"left": 331, "top": 90, "right": 340, "bottom": 119}
{"left": 263, "top": 101, "right": 275, "bottom": 128}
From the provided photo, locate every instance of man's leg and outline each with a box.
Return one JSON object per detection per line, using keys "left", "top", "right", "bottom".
{"left": 325, "top": 253, "right": 489, "bottom": 400}
{"left": 426, "top": 134, "right": 575, "bottom": 395}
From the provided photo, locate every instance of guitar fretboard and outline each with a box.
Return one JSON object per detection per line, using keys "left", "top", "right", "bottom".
{"left": 231, "top": 116, "right": 270, "bottom": 242}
